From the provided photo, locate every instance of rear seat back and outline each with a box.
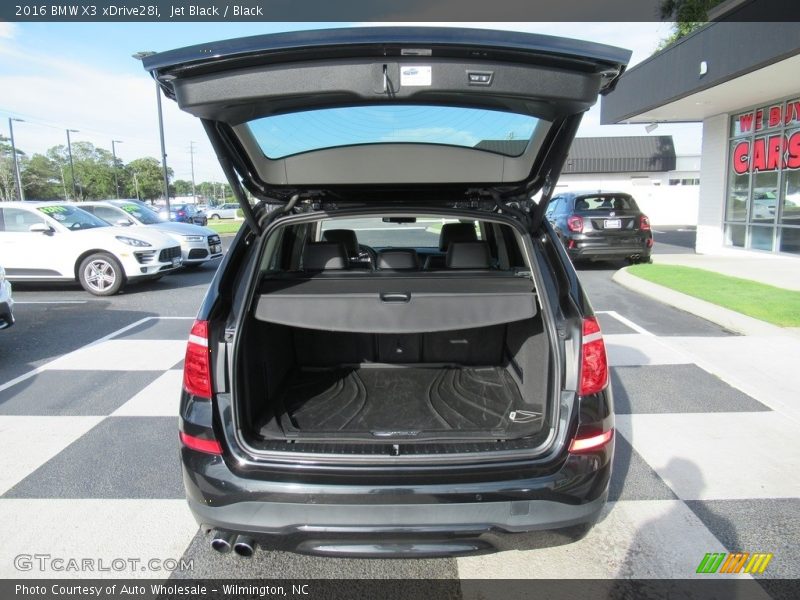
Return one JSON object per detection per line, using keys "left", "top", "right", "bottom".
{"left": 302, "top": 241, "right": 348, "bottom": 271}
{"left": 446, "top": 241, "right": 491, "bottom": 269}
{"left": 377, "top": 249, "right": 419, "bottom": 271}
{"left": 424, "top": 222, "right": 478, "bottom": 270}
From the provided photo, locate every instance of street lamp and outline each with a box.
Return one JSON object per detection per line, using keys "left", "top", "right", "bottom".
{"left": 66, "top": 128, "right": 79, "bottom": 200}
{"left": 8, "top": 118, "right": 25, "bottom": 201}
{"left": 111, "top": 139, "right": 123, "bottom": 198}
{"left": 132, "top": 50, "right": 170, "bottom": 216}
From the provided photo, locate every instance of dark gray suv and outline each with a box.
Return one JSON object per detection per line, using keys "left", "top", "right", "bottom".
{"left": 142, "top": 27, "right": 628, "bottom": 558}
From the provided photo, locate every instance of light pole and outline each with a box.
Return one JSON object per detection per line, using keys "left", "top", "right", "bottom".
{"left": 132, "top": 51, "right": 170, "bottom": 216}
{"left": 8, "top": 118, "right": 25, "bottom": 201}
{"left": 111, "top": 139, "right": 123, "bottom": 198}
{"left": 66, "top": 128, "right": 79, "bottom": 200}
{"left": 189, "top": 140, "right": 196, "bottom": 201}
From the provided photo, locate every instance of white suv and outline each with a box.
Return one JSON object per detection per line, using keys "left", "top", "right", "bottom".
{"left": 0, "top": 202, "right": 182, "bottom": 296}
{"left": 80, "top": 200, "right": 223, "bottom": 268}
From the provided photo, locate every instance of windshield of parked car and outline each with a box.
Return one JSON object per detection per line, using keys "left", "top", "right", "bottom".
{"left": 36, "top": 204, "right": 109, "bottom": 230}
{"left": 319, "top": 217, "right": 480, "bottom": 248}
{"left": 575, "top": 195, "right": 639, "bottom": 211}
{"left": 115, "top": 202, "right": 162, "bottom": 225}
{"left": 249, "top": 105, "right": 544, "bottom": 159}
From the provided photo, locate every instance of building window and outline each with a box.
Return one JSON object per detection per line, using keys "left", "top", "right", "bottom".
{"left": 669, "top": 179, "right": 680, "bottom": 186}
{"left": 724, "top": 95, "right": 800, "bottom": 254}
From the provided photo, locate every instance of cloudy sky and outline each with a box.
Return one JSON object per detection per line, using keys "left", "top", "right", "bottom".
{"left": 0, "top": 21, "right": 702, "bottom": 183}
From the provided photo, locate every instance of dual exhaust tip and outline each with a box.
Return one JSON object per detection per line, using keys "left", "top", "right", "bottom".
{"left": 210, "top": 530, "right": 256, "bottom": 557}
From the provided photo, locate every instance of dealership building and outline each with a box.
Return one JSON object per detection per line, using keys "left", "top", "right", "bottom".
{"left": 602, "top": 13, "right": 800, "bottom": 257}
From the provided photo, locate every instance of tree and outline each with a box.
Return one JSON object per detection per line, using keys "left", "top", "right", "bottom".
{"left": 44, "top": 142, "right": 116, "bottom": 200}
{"left": 0, "top": 135, "right": 25, "bottom": 201}
{"left": 21, "top": 154, "right": 64, "bottom": 200}
{"left": 657, "top": 0, "right": 725, "bottom": 49}
{"left": 173, "top": 179, "right": 193, "bottom": 196}
{"left": 124, "top": 157, "right": 173, "bottom": 201}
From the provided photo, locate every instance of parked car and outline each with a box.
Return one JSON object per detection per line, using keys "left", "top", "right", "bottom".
{"left": 159, "top": 203, "right": 208, "bottom": 226}
{"left": 142, "top": 27, "right": 628, "bottom": 558}
{"left": 206, "top": 203, "right": 240, "bottom": 220}
{"left": 545, "top": 191, "right": 653, "bottom": 263}
{"left": 0, "top": 202, "right": 182, "bottom": 295}
{"left": 0, "top": 265, "right": 13, "bottom": 329}
{"left": 81, "top": 200, "right": 223, "bottom": 268}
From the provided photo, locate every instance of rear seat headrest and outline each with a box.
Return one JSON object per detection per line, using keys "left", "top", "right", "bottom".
{"left": 303, "top": 242, "right": 348, "bottom": 270}
{"left": 321, "top": 229, "right": 359, "bottom": 256}
{"left": 377, "top": 249, "right": 419, "bottom": 270}
{"left": 439, "top": 222, "right": 477, "bottom": 251}
{"left": 446, "top": 241, "right": 491, "bottom": 269}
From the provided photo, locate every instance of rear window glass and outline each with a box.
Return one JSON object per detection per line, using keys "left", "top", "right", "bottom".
{"left": 248, "top": 105, "right": 544, "bottom": 159}
{"left": 319, "top": 217, "right": 480, "bottom": 249}
{"left": 575, "top": 195, "right": 638, "bottom": 211}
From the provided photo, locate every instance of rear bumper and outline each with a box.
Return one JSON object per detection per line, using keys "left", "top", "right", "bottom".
{"left": 566, "top": 235, "right": 651, "bottom": 261}
{"left": 188, "top": 493, "right": 606, "bottom": 557}
{"left": 180, "top": 444, "right": 612, "bottom": 556}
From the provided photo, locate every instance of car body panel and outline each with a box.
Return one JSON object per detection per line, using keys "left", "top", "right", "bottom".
{"left": 142, "top": 27, "right": 630, "bottom": 213}
{"left": 207, "top": 204, "right": 240, "bottom": 219}
{"left": 148, "top": 27, "right": 622, "bottom": 557}
{"left": 0, "top": 265, "right": 13, "bottom": 330}
{"left": 0, "top": 202, "right": 182, "bottom": 283}
{"left": 546, "top": 191, "right": 653, "bottom": 262}
{"left": 81, "top": 201, "right": 223, "bottom": 265}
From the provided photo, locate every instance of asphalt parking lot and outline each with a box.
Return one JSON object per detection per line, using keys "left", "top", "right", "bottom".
{"left": 1, "top": 226, "right": 798, "bottom": 589}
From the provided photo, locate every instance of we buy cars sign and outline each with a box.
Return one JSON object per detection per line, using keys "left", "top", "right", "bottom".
{"left": 731, "top": 99, "right": 800, "bottom": 174}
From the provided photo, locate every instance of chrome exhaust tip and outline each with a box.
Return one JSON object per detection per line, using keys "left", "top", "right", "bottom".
{"left": 210, "top": 530, "right": 236, "bottom": 553}
{"left": 233, "top": 535, "right": 256, "bottom": 557}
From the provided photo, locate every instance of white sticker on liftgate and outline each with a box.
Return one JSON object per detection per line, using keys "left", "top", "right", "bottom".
{"left": 400, "top": 65, "right": 432, "bottom": 86}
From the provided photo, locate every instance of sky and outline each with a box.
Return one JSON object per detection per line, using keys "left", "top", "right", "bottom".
{"left": 0, "top": 21, "right": 703, "bottom": 183}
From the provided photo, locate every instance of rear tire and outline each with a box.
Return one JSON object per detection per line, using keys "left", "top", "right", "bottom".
{"left": 210, "top": 214, "right": 220, "bottom": 220}
{"left": 78, "top": 253, "right": 125, "bottom": 296}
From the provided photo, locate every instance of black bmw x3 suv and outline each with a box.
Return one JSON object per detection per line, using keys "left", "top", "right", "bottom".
{"left": 142, "top": 27, "right": 629, "bottom": 558}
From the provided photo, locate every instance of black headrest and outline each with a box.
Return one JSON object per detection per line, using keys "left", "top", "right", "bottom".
{"left": 377, "top": 249, "right": 419, "bottom": 270}
{"left": 446, "top": 241, "right": 491, "bottom": 269}
{"left": 303, "top": 242, "right": 348, "bottom": 270}
{"left": 322, "top": 229, "right": 359, "bottom": 256}
{"left": 439, "top": 222, "right": 477, "bottom": 251}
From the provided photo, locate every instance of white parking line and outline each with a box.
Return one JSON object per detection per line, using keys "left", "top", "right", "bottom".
{"left": 15, "top": 301, "right": 88, "bottom": 305}
{"left": 597, "top": 310, "right": 655, "bottom": 336}
{"left": 0, "top": 316, "right": 177, "bottom": 394}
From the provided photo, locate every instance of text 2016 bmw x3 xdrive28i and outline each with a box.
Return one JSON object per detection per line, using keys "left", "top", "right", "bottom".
{"left": 142, "top": 27, "right": 630, "bottom": 558}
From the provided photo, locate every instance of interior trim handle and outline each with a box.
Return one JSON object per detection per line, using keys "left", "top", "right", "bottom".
{"left": 380, "top": 292, "right": 411, "bottom": 303}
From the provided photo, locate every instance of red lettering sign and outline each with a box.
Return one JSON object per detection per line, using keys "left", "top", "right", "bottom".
{"left": 786, "top": 101, "right": 800, "bottom": 126}
{"left": 766, "top": 135, "right": 783, "bottom": 170}
{"left": 788, "top": 131, "right": 800, "bottom": 169}
{"left": 730, "top": 131, "right": 800, "bottom": 173}
{"left": 733, "top": 141, "right": 750, "bottom": 174}
{"left": 768, "top": 105, "right": 782, "bottom": 128}
{"left": 755, "top": 109, "right": 764, "bottom": 131}
{"left": 739, "top": 113, "right": 754, "bottom": 133}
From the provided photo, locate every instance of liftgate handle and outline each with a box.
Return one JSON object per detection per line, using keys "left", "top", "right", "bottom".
{"left": 380, "top": 292, "right": 411, "bottom": 303}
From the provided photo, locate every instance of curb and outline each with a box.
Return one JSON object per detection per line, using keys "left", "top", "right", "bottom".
{"left": 612, "top": 267, "right": 793, "bottom": 337}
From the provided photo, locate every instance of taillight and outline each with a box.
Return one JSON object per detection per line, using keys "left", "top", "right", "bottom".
{"left": 569, "top": 429, "right": 614, "bottom": 453}
{"left": 639, "top": 215, "right": 651, "bottom": 231}
{"left": 178, "top": 210, "right": 186, "bottom": 216}
{"left": 579, "top": 317, "right": 608, "bottom": 396}
{"left": 180, "top": 431, "right": 222, "bottom": 455}
{"left": 184, "top": 320, "right": 212, "bottom": 398}
{"left": 567, "top": 215, "right": 584, "bottom": 233}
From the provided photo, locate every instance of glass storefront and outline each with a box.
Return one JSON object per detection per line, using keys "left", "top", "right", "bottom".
{"left": 725, "top": 96, "right": 800, "bottom": 255}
